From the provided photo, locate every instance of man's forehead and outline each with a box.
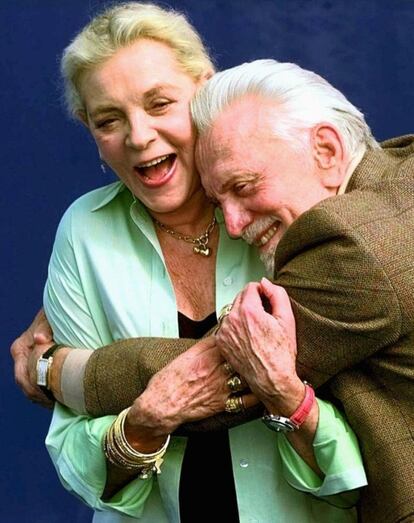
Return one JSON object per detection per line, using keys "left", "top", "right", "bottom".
{"left": 199, "top": 133, "right": 233, "bottom": 159}
{"left": 196, "top": 128, "right": 233, "bottom": 170}
{"left": 199, "top": 95, "right": 276, "bottom": 147}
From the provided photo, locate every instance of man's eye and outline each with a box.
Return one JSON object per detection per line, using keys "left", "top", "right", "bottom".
{"left": 233, "top": 182, "right": 250, "bottom": 195}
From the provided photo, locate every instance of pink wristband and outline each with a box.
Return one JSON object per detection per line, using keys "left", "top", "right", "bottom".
{"left": 289, "top": 382, "right": 315, "bottom": 428}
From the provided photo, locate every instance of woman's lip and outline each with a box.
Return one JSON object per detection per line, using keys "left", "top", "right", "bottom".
{"left": 134, "top": 156, "right": 177, "bottom": 188}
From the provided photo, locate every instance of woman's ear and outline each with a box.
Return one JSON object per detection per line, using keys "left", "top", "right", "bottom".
{"left": 311, "top": 123, "right": 347, "bottom": 189}
{"left": 198, "top": 68, "right": 215, "bottom": 86}
{"left": 76, "top": 110, "right": 89, "bottom": 128}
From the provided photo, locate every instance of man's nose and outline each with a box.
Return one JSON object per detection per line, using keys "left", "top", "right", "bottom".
{"left": 222, "top": 203, "right": 252, "bottom": 238}
{"left": 125, "top": 113, "right": 157, "bottom": 150}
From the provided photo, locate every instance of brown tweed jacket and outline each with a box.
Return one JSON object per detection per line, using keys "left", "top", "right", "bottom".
{"left": 83, "top": 136, "right": 414, "bottom": 522}
{"left": 274, "top": 135, "right": 414, "bottom": 523}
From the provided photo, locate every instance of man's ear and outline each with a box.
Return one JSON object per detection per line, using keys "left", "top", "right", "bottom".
{"left": 311, "top": 123, "right": 347, "bottom": 189}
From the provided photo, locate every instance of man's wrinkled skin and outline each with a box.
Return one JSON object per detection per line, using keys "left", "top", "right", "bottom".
{"left": 10, "top": 308, "right": 54, "bottom": 407}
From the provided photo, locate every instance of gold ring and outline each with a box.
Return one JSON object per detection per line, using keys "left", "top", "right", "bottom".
{"left": 225, "top": 395, "right": 244, "bottom": 414}
{"left": 218, "top": 303, "right": 233, "bottom": 323}
{"left": 214, "top": 303, "right": 234, "bottom": 334}
{"left": 223, "top": 362, "right": 234, "bottom": 375}
{"left": 227, "top": 375, "right": 244, "bottom": 393}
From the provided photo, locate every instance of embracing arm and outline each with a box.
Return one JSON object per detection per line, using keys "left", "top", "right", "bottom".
{"left": 272, "top": 204, "right": 402, "bottom": 387}
{"left": 11, "top": 308, "right": 54, "bottom": 406}
{"left": 29, "top": 333, "right": 262, "bottom": 432}
{"left": 42, "top": 206, "right": 163, "bottom": 517}
{"left": 216, "top": 283, "right": 367, "bottom": 501}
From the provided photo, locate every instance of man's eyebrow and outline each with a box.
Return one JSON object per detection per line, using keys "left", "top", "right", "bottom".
{"left": 220, "top": 172, "right": 248, "bottom": 193}
{"left": 221, "top": 176, "right": 237, "bottom": 193}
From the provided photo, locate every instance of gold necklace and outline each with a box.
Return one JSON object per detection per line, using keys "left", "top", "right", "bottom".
{"left": 153, "top": 215, "right": 216, "bottom": 257}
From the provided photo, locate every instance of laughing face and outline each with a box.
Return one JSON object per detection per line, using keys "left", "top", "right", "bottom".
{"left": 196, "top": 96, "right": 339, "bottom": 274}
{"left": 79, "top": 39, "right": 205, "bottom": 216}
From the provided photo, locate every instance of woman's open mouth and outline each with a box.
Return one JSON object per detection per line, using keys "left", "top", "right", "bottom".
{"left": 134, "top": 153, "right": 177, "bottom": 188}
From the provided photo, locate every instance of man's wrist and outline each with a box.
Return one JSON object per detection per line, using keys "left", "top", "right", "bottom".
{"left": 36, "top": 344, "right": 66, "bottom": 400}
{"left": 48, "top": 346, "right": 70, "bottom": 402}
{"left": 262, "top": 381, "right": 315, "bottom": 433}
{"left": 263, "top": 377, "right": 306, "bottom": 416}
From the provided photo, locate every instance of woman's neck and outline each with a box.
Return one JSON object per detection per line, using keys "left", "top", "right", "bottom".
{"left": 149, "top": 188, "right": 215, "bottom": 236}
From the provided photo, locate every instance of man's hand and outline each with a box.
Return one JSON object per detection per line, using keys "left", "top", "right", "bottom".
{"left": 215, "top": 278, "right": 304, "bottom": 414}
{"left": 10, "top": 308, "right": 55, "bottom": 407}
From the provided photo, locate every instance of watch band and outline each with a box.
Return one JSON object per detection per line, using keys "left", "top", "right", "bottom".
{"left": 262, "top": 381, "right": 315, "bottom": 433}
{"left": 289, "top": 381, "right": 315, "bottom": 428}
{"left": 36, "top": 343, "right": 65, "bottom": 401}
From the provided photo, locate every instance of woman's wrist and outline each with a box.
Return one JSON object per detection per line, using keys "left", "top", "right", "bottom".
{"left": 105, "top": 408, "right": 171, "bottom": 479}
{"left": 124, "top": 400, "right": 171, "bottom": 453}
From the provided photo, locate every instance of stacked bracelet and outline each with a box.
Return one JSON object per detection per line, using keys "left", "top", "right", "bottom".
{"left": 104, "top": 408, "right": 170, "bottom": 479}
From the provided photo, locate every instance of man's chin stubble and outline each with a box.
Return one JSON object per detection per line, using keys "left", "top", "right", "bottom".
{"left": 260, "top": 248, "right": 276, "bottom": 279}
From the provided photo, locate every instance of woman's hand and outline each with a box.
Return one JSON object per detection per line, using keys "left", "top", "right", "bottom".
{"left": 10, "top": 308, "right": 55, "bottom": 407}
{"left": 124, "top": 336, "right": 257, "bottom": 448}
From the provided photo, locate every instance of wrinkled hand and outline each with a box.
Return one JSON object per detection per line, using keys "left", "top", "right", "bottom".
{"left": 127, "top": 336, "right": 258, "bottom": 438}
{"left": 10, "top": 308, "right": 55, "bottom": 407}
{"left": 216, "top": 278, "right": 303, "bottom": 413}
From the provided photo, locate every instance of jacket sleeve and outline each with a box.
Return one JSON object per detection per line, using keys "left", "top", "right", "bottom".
{"left": 43, "top": 207, "right": 155, "bottom": 518}
{"left": 274, "top": 203, "right": 402, "bottom": 387}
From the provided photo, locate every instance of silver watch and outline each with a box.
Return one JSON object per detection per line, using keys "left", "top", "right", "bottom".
{"left": 261, "top": 414, "right": 298, "bottom": 433}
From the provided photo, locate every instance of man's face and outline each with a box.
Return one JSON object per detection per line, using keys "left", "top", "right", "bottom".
{"left": 196, "top": 96, "right": 337, "bottom": 274}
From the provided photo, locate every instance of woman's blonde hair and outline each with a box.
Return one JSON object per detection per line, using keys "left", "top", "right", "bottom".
{"left": 61, "top": 2, "right": 215, "bottom": 118}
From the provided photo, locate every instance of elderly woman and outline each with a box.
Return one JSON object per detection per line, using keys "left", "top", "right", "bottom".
{"left": 12, "top": 3, "right": 367, "bottom": 522}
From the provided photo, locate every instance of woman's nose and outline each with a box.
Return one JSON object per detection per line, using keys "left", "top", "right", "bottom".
{"left": 125, "top": 113, "right": 157, "bottom": 150}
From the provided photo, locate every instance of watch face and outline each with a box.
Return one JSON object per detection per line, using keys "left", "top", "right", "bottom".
{"left": 36, "top": 358, "right": 49, "bottom": 387}
{"left": 262, "top": 415, "right": 297, "bottom": 433}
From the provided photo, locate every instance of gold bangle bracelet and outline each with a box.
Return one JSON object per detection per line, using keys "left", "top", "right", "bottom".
{"left": 104, "top": 408, "right": 170, "bottom": 478}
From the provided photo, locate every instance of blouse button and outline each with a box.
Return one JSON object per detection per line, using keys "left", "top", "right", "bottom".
{"left": 239, "top": 458, "right": 249, "bottom": 468}
{"left": 223, "top": 276, "right": 233, "bottom": 286}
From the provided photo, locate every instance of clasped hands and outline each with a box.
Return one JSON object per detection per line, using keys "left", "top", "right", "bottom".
{"left": 11, "top": 279, "right": 303, "bottom": 437}
{"left": 128, "top": 278, "right": 304, "bottom": 438}
{"left": 215, "top": 277, "right": 305, "bottom": 417}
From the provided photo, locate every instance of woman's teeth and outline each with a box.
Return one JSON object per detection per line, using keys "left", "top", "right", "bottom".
{"left": 138, "top": 154, "right": 170, "bottom": 169}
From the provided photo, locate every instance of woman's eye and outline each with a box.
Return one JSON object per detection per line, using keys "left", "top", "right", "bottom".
{"left": 151, "top": 99, "right": 172, "bottom": 112}
{"left": 95, "top": 118, "right": 117, "bottom": 129}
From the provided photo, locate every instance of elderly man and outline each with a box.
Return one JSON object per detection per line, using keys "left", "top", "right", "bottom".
{"left": 190, "top": 59, "right": 414, "bottom": 523}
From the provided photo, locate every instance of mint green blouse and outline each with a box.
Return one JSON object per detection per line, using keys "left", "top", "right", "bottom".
{"left": 44, "top": 181, "right": 367, "bottom": 523}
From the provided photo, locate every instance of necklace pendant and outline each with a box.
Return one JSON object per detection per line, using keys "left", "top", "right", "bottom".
{"left": 193, "top": 245, "right": 211, "bottom": 257}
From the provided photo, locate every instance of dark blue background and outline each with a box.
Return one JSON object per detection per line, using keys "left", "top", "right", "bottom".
{"left": 2, "top": 1, "right": 413, "bottom": 521}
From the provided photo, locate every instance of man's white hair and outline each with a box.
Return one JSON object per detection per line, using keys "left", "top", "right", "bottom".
{"left": 191, "top": 59, "right": 379, "bottom": 158}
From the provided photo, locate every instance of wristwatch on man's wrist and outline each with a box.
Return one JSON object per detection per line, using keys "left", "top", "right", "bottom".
{"left": 36, "top": 343, "right": 64, "bottom": 401}
{"left": 262, "top": 381, "right": 315, "bottom": 433}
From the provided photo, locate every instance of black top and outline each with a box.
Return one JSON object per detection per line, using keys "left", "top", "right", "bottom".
{"left": 178, "top": 311, "right": 239, "bottom": 523}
